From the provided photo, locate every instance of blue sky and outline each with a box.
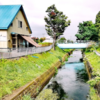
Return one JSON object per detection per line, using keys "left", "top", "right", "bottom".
{"left": 0, "top": 0, "right": 100, "bottom": 40}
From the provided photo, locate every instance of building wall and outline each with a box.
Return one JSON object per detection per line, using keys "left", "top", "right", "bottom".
{"left": 0, "top": 30, "right": 8, "bottom": 48}
{"left": 7, "top": 10, "right": 31, "bottom": 48}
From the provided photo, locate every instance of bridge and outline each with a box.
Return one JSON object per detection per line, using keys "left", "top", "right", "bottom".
{"left": 57, "top": 41, "right": 89, "bottom": 49}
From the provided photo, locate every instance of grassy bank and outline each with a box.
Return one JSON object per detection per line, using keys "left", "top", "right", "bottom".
{"left": 85, "top": 50, "right": 100, "bottom": 100}
{"left": 0, "top": 47, "right": 71, "bottom": 98}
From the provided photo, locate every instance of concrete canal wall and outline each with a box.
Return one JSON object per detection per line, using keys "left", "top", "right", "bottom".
{"left": 84, "top": 58, "right": 93, "bottom": 79}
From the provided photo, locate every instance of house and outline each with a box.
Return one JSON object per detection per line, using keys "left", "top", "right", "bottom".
{"left": 0, "top": 5, "right": 40, "bottom": 51}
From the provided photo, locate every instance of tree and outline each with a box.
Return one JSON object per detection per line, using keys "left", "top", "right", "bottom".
{"left": 95, "top": 11, "right": 100, "bottom": 41}
{"left": 58, "top": 37, "right": 66, "bottom": 43}
{"left": 67, "top": 40, "right": 73, "bottom": 43}
{"left": 75, "top": 21, "right": 98, "bottom": 41}
{"left": 44, "top": 4, "right": 71, "bottom": 50}
{"left": 39, "top": 37, "right": 46, "bottom": 42}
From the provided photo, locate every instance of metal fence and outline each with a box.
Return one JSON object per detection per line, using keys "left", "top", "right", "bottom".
{"left": 0, "top": 45, "right": 53, "bottom": 59}
{"left": 57, "top": 40, "right": 93, "bottom": 44}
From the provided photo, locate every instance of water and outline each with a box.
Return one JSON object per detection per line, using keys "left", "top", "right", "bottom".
{"left": 46, "top": 50, "right": 89, "bottom": 100}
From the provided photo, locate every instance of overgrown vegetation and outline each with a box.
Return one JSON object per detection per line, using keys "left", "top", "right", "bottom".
{"left": 0, "top": 46, "right": 71, "bottom": 98}
{"left": 84, "top": 45, "right": 100, "bottom": 100}
{"left": 89, "top": 87, "right": 100, "bottom": 100}
{"left": 35, "top": 89, "right": 59, "bottom": 100}
{"left": 38, "top": 42, "right": 52, "bottom": 46}
{"left": 22, "top": 94, "right": 32, "bottom": 100}
{"left": 54, "top": 67, "right": 58, "bottom": 76}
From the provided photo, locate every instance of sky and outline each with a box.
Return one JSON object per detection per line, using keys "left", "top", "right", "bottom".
{"left": 0, "top": 0, "right": 100, "bottom": 40}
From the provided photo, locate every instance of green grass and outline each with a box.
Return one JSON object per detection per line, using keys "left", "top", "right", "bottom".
{"left": 85, "top": 51, "right": 100, "bottom": 100}
{"left": 22, "top": 94, "right": 32, "bottom": 100}
{"left": 0, "top": 47, "right": 71, "bottom": 98}
{"left": 85, "top": 52, "right": 100, "bottom": 77}
{"left": 89, "top": 87, "right": 100, "bottom": 100}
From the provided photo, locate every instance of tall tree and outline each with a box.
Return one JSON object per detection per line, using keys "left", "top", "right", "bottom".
{"left": 44, "top": 4, "right": 71, "bottom": 50}
{"left": 95, "top": 11, "right": 100, "bottom": 41}
{"left": 75, "top": 21, "right": 98, "bottom": 41}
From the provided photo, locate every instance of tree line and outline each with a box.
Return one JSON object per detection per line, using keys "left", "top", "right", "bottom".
{"left": 44, "top": 4, "right": 100, "bottom": 50}
{"left": 75, "top": 11, "right": 100, "bottom": 41}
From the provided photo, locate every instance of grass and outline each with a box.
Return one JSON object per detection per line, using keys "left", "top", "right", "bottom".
{"left": 22, "top": 94, "right": 32, "bottom": 100}
{"left": 85, "top": 50, "right": 100, "bottom": 100}
{"left": 35, "top": 89, "right": 59, "bottom": 100}
{"left": 89, "top": 87, "right": 100, "bottom": 100}
{"left": 85, "top": 52, "right": 100, "bottom": 77}
{"left": 0, "top": 46, "right": 71, "bottom": 98}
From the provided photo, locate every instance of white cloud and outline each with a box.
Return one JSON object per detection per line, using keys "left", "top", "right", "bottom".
{"left": 0, "top": 0, "right": 100, "bottom": 40}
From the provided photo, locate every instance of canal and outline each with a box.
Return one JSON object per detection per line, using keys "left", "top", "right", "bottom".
{"left": 45, "top": 50, "right": 89, "bottom": 100}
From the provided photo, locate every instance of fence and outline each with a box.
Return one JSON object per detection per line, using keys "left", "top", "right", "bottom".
{"left": 57, "top": 40, "right": 93, "bottom": 44}
{"left": 0, "top": 45, "right": 53, "bottom": 59}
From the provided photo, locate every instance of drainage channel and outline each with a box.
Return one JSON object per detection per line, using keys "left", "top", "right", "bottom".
{"left": 40, "top": 50, "right": 90, "bottom": 100}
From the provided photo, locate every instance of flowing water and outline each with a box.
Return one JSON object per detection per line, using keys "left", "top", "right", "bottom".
{"left": 45, "top": 50, "right": 89, "bottom": 100}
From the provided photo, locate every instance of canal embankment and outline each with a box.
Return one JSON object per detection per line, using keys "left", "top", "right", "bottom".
{"left": 84, "top": 51, "right": 100, "bottom": 100}
{"left": 35, "top": 50, "right": 89, "bottom": 100}
{"left": 1, "top": 47, "right": 73, "bottom": 100}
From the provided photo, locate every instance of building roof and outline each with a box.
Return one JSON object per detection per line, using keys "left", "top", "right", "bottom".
{"left": 0, "top": 5, "right": 32, "bottom": 33}
{"left": 22, "top": 36, "right": 41, "bottom": 47}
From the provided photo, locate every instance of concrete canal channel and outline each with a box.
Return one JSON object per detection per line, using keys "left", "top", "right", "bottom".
{"left": 37, "top": 50, "right": 90, "bottom": 100}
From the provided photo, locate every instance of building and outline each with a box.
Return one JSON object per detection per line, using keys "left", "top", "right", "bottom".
{"left": 43, "top": 36, "right": 53, "bottom": 43}
{"left": 0, "top": 5, "right": 40, "bottom": 51}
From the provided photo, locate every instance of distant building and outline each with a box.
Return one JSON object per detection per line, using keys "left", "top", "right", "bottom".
{"left": 0, "top": 5, "right": 40, "bottom": 50}
{"left": 43, "top": 36, "right": 53, "bottom": 43}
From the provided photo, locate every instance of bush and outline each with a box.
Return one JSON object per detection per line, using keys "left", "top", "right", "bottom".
{"left": 39, "top": 42, "right": 52, "bottom": 47}
{"left": 35, "top": 89, "right": 59, "bottom": 100}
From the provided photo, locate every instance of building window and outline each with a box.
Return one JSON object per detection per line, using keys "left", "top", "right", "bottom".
{"left": 18, "top": 20, "right": 22, "bottom": 28}
{"left": 11, "top": 23, "right": 13, "bottom": 27}
{"left": 26, "top": 27, "right": 28, "bottom": 31}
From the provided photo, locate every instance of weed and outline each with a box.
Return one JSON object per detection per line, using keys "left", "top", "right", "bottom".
{"left": 22, "top": 94, "right": 32, "bottom": 100}
{"left": 65, "top": 57, "right": 68, "bottom": 61}
{"left": 85, "top": 48, "right": 100, "bottom": 99}
{"left": 0, "top": 47, "right": 71, "bottom": 98}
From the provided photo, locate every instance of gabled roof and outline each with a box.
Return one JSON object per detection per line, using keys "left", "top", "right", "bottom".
{"left": 0, "top": 5, "right": 32, "bottom": 33}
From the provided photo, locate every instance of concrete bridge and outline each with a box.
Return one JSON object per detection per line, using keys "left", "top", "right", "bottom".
{"left": 57, "top": 42, "right": 89, "bottom": 49}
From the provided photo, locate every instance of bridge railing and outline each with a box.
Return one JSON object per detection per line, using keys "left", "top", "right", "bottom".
{"left": 57, "top": 40, "right": 95, "bottom": 44}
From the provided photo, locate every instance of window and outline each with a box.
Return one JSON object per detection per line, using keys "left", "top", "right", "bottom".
{"left": 26, "top": 27, "right": 28, "bottom": 31}
{"left": 11, "top": 23, "right": 13, "bottom": 27}
{"left": 18, "top": 20, "right": 22, "bottom": 28}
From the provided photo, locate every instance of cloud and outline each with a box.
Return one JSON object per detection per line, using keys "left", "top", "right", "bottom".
{"left": 0, "top": 1, "right": 2, "bottom": 5}
{"left": 0, "top": 0, "right": 100, "bottom": 40}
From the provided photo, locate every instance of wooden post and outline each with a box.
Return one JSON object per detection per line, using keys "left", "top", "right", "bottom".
{"left": 16, "top": 34, "right": 18, "bottom": 48}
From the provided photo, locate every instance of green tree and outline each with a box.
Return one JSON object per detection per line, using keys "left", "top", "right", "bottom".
{"left": 75, "top": 21, "right": 98, "bottom": 41}
{"left": 95, "top": 11, "right": 100, "bottom": 41}
{"left": 36, "top": 37, "right": 39, "bottom": 43}
{"left": 39, "top": 37, "right": 46, "bottom": 42}
{"left": 44, "top": 4, "right": 71, "bottom": 50}
{"left": 67, "top": 39, "right": 73, "bottom": 43}
{"left": 58, "top": 37, "right": 66, "bottom": 43}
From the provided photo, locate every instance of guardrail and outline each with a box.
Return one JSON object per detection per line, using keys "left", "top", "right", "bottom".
{"left": 57, "top": 40, "right": 94, "bottom": 44}
{"left": 0, "top": 45, "right": 53, "bottom": 59}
